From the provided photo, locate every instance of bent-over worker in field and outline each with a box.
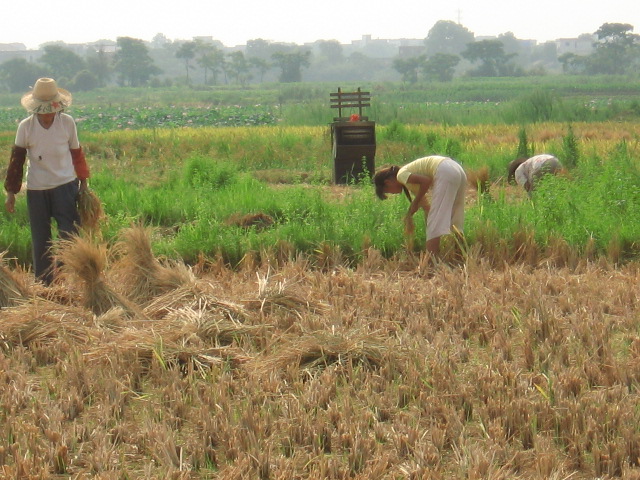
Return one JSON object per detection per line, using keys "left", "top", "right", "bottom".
{"left": 507, "top": 154, "right": 562, "bottom": 194}
{"left": 374, "top": 155, "right": 467, "bottom": 257}
{"left": 4, "top": 77, "right": 90, "bottom": 285}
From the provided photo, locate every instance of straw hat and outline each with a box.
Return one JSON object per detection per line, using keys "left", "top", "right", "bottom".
{"left": 21, "top": 78, "right": 72, "bottom": 114}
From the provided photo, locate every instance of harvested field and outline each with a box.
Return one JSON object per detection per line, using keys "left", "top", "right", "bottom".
{"left": 1, "top": 232, "right": 640, "bottom": 478}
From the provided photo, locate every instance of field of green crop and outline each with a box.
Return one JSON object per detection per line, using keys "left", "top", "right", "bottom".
{"left": 1, "top": 120, "right": 639, "bottom": 269}
{"left": 0, "top": 76, "right": 639, "bottom": 270}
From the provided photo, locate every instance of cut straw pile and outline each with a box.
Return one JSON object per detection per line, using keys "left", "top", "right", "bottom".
{"left": 83, "top": 312, "right": 252, "bottom": 376}
{"left": 53, "top": 235, "right": 144, "bottom": 319}
{"left": 0, "top": 253, "right": 29, "bottom": 308}
{"left": 466, "top": 165, "right": 491, "bottom": 194}
{"left": 242, "top": 269, "right": 330, "bottom": 317}
{"left": 77, "top": 188, "right": 104, "bottom": 233}
{"left": 112, "top": 224, "right": 196, "bottom": 304}
{"left": 143, "top": 283, "right": 252, "bottom": 321}
{"left": 165, "top": 305, "right": 268, "bottom": 346}
{"left": 0, "top": 299, "right": 94, "bottom": 351}
{"left": 252, "top": 331, "right": 391, "bottom": 376}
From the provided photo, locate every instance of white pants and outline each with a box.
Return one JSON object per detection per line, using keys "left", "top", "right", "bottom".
{"left": 427, "top": 159, "right": 467, "bottom": 240}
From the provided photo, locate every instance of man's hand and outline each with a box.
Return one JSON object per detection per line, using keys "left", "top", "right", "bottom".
{"left": 79, "top": 179, "right": 89, "bottom": 193}
{"left": 5, "top": 192, "right": 15, "bottom": 213}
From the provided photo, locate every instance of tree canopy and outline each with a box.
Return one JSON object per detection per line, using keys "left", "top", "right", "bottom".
{"left": 114, "top": 37, "right": 161, "bottom": 86}
{"left": 425, "top": 21, "right": 475, "bottom": 57}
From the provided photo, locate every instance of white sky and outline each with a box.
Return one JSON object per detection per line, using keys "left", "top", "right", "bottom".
{"left": 2, "top": 0, "right": 638, "bottom": 49}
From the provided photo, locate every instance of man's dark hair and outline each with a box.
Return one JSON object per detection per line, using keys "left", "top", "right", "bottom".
{"left": 507, "top": 157, "right": 527, "bottom": 183}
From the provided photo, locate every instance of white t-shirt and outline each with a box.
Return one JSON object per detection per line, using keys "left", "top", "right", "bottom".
{"left": 397, "top": 155, "right": 448, "bottom": 196}
{"left": 514, "top": 154, "right": 560, "bottom": 188}
{"left": 15, "top": 113, "right": 80, "bottom": 190}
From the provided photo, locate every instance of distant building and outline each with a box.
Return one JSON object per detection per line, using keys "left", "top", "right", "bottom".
{"left": 0, "top": 43, "right": 27, "bottom": 52}
{"left": 88, "top": 41, "right": 118, "bottom": 54}
{"left": 346, "top": 35, "right": 403, "bottom": 58}
{"left": 555, "top": 36, "right": 595, "bottom": 56}
{"left": 0, "top": 46, "right": 43, "bottom": 63}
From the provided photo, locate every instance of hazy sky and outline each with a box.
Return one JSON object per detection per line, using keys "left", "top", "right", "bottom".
{"left": 3, "top": 0, "right": 638, "bottom": 49}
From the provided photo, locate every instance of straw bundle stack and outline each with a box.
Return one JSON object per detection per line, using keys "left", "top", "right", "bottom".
{"left": 242, "top": 269, "right": 330, "bottom": 316}
{"left": 53, "top": 235, "right": 144, "bottom": 319}
{"left": 167, "top": 305, "right": 269, "bottom": 346}
{"left": 83, "top": 317, "right": 250, "bottom": 376}
{"left": 77, "top": 188, "right": 104, "bottom": 233}
{"left": 0, "top": 253, "right": 29, "bottom": 308}
{"left": 466, "top": 166, "right": 491, "bottom": 194}
{"left": 253, "top": 331, "right": 391, "bottom": 375}
{"left": 0, "top": 299, "right": 93, "bottom": 351}
{"left": 113, "top": 224, "right": 196, "bottom": 304}
{"left": 143, "top": 283, "right": 252, "bottom": 322}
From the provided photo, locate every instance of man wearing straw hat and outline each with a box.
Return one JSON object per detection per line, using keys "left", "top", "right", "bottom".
{"left": 4, "top": 77, "right": 90, "bottom": 285}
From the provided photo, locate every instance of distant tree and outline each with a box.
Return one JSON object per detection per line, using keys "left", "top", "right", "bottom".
{"left": 531, "top": 41, "right": 559, "bottom": 71}
{"left": 196, "top": 44, "right": 226, "bottom": 85}
{"left": 271, "top": 50, "right": 311, "bottom": 82}
{"left": 71, "top": 70, "right": 99, "bottom": 91}
{"left": 248, "top": 57, "right": 271, "bottom": 83}
{"left": 85, "top": 47, "right": 113, "bottom": 87}
{"left": 316, "top": 40, "right": 345, "bottom": 63}
{"left": 0, "top": 58, "right": 46, "bottom": 93}
{"left": 39, "top": 45, "right": 86, "bottom": 82}
{"left": 587, "top": 23, "right": 640, "bottom": 74}
{"left": 558, "top": 52, "right": 587, "bottom": 74}
{"left": 114, "top": 37, "right": 161, "bottom": 86}
{"left": 462, "top": 39, "right": 517, "bottom": 76}
{"left": 151, "top": 33, "right": 171, "bottom": 49}
{"left": 497, "top": 32, "right": 533, "bottom": 67}
{"left": 346, "top": 52, "right": 380, "bottom": 74}
{"left": 246, "top": 38, "right": 289, "bottom": 61}
{"left": 392, "top": 56, "right": 422, "bottom": 83}
{"left": 498, "top": 32, "right": 520, "bottom": 53}
{"left": 227, "top": 51, "right": 251, "bottom": 86}
{"left": 175, "top": 41, "right": 197, "bottom": 84}
{"left": 422, "top": 53, "right": 460, "bottom": 81}
{"left": 425, "top": 20, "right": 475, "bottom": 56}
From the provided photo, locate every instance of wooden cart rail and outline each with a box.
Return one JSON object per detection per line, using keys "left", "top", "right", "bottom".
{"left": 330, "top": 87, "right": 371, "bottom": 121}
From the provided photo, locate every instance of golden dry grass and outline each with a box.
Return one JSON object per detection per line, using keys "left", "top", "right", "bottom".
{"left": 111, "top": 224, "right": 196, "bottom": 304}
{"left": 3, "top": 237, "right": 640, "bottom": 478}
{"left": 77, "top": 188, "right": 104, "bottom": 233}
{"left": 466, "top": 165, "right": 491, "bottom": 194}
{"left": 52, "top": 235, "right": 145, "bottom": 318}
{"left": 0, "top": 252, "right": 29, "bottom": 308}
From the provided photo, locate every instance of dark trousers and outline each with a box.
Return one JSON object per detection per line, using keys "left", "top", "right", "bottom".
{"left": 27, "top": 180, "right": 80, "bottom": 285}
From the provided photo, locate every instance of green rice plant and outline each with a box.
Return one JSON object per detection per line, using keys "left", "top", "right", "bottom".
{"left": 280, "top": 101, "right": 330, "bottom": 125}
{"left": 530, "top": 149, "right": 640, "bottom": 257}
{"left": 1, "top": 118, "right": 640, "bottom": 270}
{"left": 562, "top": 124, "right": 580, "bottom": 169}
{"left": 182, "top": 155, "right": 241, "bottom": 190}
{"left": 506, "top": 89, "right": 557, "bottom": 123}
{"left": 516, "top": 126, "right": 532, "bottom": 159}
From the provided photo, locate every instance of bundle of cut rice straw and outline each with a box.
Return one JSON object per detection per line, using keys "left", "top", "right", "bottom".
{"left": 112, "top": 224, "right": 196, "bottom": 304}
{"left": 77, "top": 188, "right": 104, "bottom": 233}
{"left": 53, "top": 235, "right": 145, "bottom": 319}
{"left": 0, "top": 252, "right": 29, "bottom": 308}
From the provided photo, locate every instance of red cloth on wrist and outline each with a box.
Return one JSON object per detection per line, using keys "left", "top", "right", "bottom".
{"left": 4, "top": 146, "right": 27, "bottom": 194}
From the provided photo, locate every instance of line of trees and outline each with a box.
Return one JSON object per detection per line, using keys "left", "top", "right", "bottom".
{"left": 393, "top": 21, "right": 640, "bottom": 83}
{"left": 0, "top": 37, "right": 161, "bottom": 92}
{"left": 0, "top": 21, "right": 638, "bottom": 92}
{"left": 0, "top": 36, "right": 319, "bottom": 92}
